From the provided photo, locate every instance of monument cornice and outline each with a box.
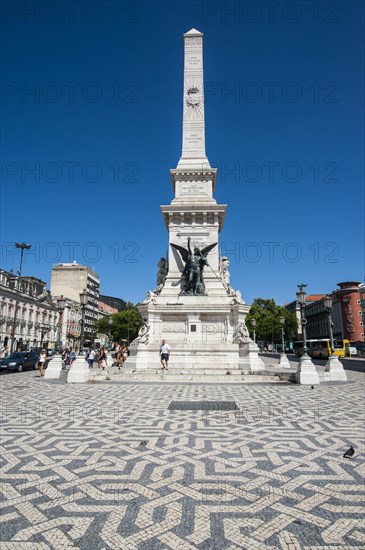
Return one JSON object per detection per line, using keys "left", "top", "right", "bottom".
{"left": 170, "top": 168, "right": 217, "bottom": 192}
{"left": 160, "top": 204, "right": 226, "bottom": 231}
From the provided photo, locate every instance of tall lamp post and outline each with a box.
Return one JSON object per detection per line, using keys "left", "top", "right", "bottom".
{"left": 108, "top": 316, "right": 113, "bottom": 348}
{"left": 296, "top": 284, "right": 319, "bottom": 385}
{"left": 45, "top": 295, "right": 66, "bottom": 380}
{"left": 10, "top": 242, "right": 31, "bottom": 353}
{"left": 67, "top": 289, "right": 91, "bottom": 383}
{"left": 279, "top": 316, "right": 285, "bottom": 352}
{"left": 56, "top": 295, "right": 66, "bottom": 350}
{"left": 279, "top": 316, "right": 291, "bottom": 368}
{"left": 251, "top": 318, "right": 256, "bottom": 343}
{"left": 106, "top": 316, "right": 114, "bottom": 367}
{"left": 323, "top": 294, "right": 347, "bottom": 381}
{"left": 79, "top": 289, "right": 88, "bottom": 352}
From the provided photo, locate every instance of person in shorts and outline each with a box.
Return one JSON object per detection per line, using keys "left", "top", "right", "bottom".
{"left": 38, "top": 349, "right": 47, "bottom": 377}
{"left": 160, "top": 339, "right": 170, "bottom": 370}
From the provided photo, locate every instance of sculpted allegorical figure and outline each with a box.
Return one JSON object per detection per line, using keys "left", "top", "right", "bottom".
{"left": 143, "top": 290, "right": 157, "bottom": 304}
{"left": 136, "top": 321, "right": 149, "bottom": 344}
{"left": 220, "top": 256, "right": 233, "bottom": 295}
{"left": 232, "top": 320, "right": 251, "bottom": 344}
{"left": 230, "top": 290, "right": 246, "bottom": 305}
{"left": 155, "top": 257, "right": 168, "bottom": 295}
{"left": 171, "top": 237, "right": 217, "bottom": 295}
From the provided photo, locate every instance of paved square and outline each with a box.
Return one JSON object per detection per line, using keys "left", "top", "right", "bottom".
{"left": 1, "top": 366, "right": 364, "bottom": 549}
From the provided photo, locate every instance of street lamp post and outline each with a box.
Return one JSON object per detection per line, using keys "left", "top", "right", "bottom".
{"left": 323, "top": 295, "right": 335, "bottom": 354}
{"left": 10, "top": 242, "right": 31, "bottom": 353}
{"left": 251, "top": 318, "right": 256, "bottom": 343}
{"left": 323, "top": 295, "right": 347, "bottom": 381}
{"left": 79, "top": 289, "right": 88, "bottom": 352}
{"left": 279, "top": 316, "right": 285, "bottom": 353}
{"left": 67, "top": 289, "right": 91, "bottom": 383}
{"left": 106, "top": 316, "right": 114, "bottom": 368}
{"left": 56, "top": 295, "right": 66, "bottom": 350}
{"left": 45, "top": 295, "right": 66, "bottom": 380}
{"left": 108, "top": 316, "right": 113, "bottom": 348}
{"left": 279, "top": 315, "right": 291, "bottom": 368}
{"left": 295, "top": 284, "right": 319, "bottom": 385}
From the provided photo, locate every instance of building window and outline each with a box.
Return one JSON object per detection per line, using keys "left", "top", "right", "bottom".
{"left": 190, "top": 325, "right": 196, "bottom": 332}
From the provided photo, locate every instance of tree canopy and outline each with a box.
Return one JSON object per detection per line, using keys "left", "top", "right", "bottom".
{"left": 93, "top": 303, "right": 142, "bottom": 344}
{"left": 245, "top": 298, "right": 297, "bottom": 345}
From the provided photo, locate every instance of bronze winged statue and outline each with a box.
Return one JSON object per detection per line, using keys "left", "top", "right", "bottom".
{"left": 170, "top": 237, "right": 217, "bottom": 295}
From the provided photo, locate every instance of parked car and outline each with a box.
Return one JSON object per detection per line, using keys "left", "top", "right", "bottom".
{"left": 0, "top": 351, "right": 39, "bottom": 372}
{"left": 347, "top": 346, "right": 358, "bottom": 357}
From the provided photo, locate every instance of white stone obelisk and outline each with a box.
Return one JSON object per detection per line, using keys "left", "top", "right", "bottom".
{"left": 177, "top": 29, "right": 209, "bottom": 171}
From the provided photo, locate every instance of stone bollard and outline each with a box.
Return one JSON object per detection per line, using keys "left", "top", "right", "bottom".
{"left": 238, "top": 342, "right": 265, "bottom": 371}
{"left": 44, "top": 353, "right": 64, "bottom": 380}
{"left": 67, "top": 354, "right": 91, "bottom": 383}
{"left": 325, "top": 355, "right": 347, "bottom": 382}
{"left": 296, "top": 354, "right": 320, "bottom": 385}
{"left": 279, "top": 353, "right": 292, "bottom": 368}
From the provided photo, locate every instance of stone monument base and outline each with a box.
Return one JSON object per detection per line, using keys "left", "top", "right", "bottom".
{"left": 44, "top": 354, "right": 64, "bottom": 380}
{"left": 67, "top": 355, "right": 91, "bottom": 383}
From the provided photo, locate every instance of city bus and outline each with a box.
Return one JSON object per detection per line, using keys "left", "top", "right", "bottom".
{"left": 293, "top": 339, "right": 350, "bottom": 359}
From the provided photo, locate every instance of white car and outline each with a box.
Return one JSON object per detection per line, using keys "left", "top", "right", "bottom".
{"left": 348, "top": 347, "right": 358, "bottom": 356}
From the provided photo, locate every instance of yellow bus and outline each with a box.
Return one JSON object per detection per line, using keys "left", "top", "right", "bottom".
{"left": 293, "top": 339, "right": 350, "bottom": 359}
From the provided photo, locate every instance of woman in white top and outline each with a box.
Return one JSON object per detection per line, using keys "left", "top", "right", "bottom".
{"left": 38, "top": 349, "right": 47, "bottom": 377}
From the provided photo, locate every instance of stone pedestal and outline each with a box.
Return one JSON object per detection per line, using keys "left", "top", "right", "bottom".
{"left": 238, "top": 342, "right": 265, "bottom": 371}
{"left": 279, "top": 353, "right": 292, "bottom": 368}
{"left": 67, "top": 355, "right": 90, "bottom": 383}
{"left": 296, "top": 354, "right": 320, "bottom": 385}
{"left": 325, "top": 355, "right": 347, "bottom": 382}
{"left": 44, "top": 353, "right": 64, "bottom": 380}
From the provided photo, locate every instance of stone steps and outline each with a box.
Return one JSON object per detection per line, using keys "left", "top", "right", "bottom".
{"left": 90, "top": 368, "right": 292, "bottom": 384}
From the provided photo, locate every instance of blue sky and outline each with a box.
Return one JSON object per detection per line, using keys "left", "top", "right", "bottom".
{"left": 1, "top": 0, "right": 364, "bottom": 305}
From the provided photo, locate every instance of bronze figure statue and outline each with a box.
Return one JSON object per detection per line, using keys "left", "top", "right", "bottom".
{"left": 170, "top": 237, "right": 217, "bottom": 295}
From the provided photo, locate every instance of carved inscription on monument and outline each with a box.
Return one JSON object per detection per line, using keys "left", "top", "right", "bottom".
{"left": 186, "top": 37, "right": 202, "bottom": 46}
{"left": 163, "top": 324, "right": 186, "bottom": 333}
{"left": 186, "top": 132, "right": 203, "bottom": 144}
{"left": 180, "top": 183, "right": 207, "bottom": 195}
{"left": 187, "top": 55, "right": 202, "bottom": 68}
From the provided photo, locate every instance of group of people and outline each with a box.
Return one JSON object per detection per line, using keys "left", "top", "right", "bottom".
{"left": 85, "top": 344, "right": 129, "bottom": 370}
{"left": 113, "top": 344, "right": 129, "bottom": 368}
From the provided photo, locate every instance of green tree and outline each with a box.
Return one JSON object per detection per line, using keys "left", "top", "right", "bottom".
{"left": 245, "top": 298, "right": 297, "bottom": 347}
{"left": 93, "top": 304, "right": 143, "bottom": 344}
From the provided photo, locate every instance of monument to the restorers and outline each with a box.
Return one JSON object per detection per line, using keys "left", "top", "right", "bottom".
{"left": 125, "top": 29, "right": 264, "bottom": 374}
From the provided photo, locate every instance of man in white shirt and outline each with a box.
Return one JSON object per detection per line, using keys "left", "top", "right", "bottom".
{"left": 160, "top": 340, "right": 171, "bottom": 370}
{"left": 87, "top": 348, "right": 95, "bottom": 369}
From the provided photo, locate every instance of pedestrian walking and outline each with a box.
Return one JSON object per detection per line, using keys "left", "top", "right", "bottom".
{"left": 87, "top": 348, "right": 95, "bottom": 369}
{"left": 160, "top": 339, "right": 170, "bottom": 370}
{"left": 38, "top": 349, "right": 47, "bottom": 378}
{"left": 98, "top": 346, "right": 107, "bottom": 370}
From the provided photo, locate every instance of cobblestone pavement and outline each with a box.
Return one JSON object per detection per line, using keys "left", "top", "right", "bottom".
{"left": 1, "top": 366, "right": 364, "bottom": 549}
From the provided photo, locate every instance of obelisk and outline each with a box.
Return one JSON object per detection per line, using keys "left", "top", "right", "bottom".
{"left": 163, "top": 29, "right": 225, "bottom": 279}
{"left": 177, "top": 28, "right": 209, "bottom": 170}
